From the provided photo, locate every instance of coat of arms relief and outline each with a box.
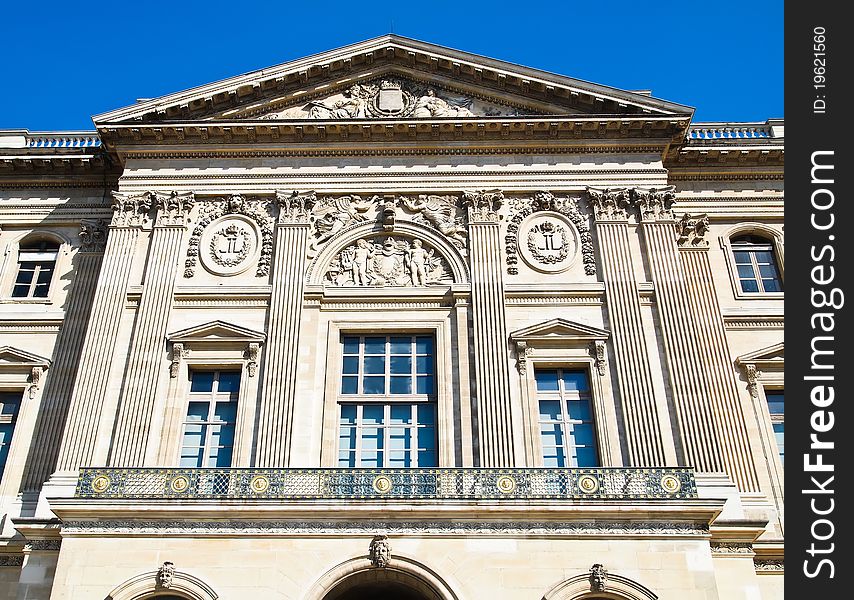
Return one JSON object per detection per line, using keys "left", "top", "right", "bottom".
{"left": 259, "top": 77, "right": 532, "bottom": 120}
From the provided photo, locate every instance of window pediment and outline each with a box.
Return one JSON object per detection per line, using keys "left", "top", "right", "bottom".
{"left": 167, "top": 321, "right": 265, "bottom": 345}
{"left": 510, "top": 318, "right": 609, "bottom": 345}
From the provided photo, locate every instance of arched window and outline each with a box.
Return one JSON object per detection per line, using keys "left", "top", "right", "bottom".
{"left": 730, "top": 235, "right": 782, "bottom": 294}
{"left": 12, "top": 239, "right": 60, "bottom": 298}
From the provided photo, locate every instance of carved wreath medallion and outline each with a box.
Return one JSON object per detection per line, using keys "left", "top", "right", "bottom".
{"left": 517, "top": 212, "right": 579, "bottom": 274}
{"left": 198, "top": 215, "right": 261, "bottom": 276}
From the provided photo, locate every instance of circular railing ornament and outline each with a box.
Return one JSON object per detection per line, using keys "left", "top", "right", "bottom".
{"left": 91, "top": 474, "right": 111, "bottom": 494}
{"left": 373, "top": 475, "right": 393, "bottom": 494}
{"left": 169, "top": 475, "right": 190, "bottom": 494}
{"left": 250, "top": 475, "right": 270, "bottom": 494}
{"left": 578, "top": 474, "right": 600, "bottom": 494}
{"left": 660, "top": 474, "right": 682, "bottom": 494}
{"left": 496, "top": 475, "right": 517, "bottom": 494}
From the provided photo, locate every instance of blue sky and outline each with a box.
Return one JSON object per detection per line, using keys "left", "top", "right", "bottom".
{"left": 2, "top": 1, "right": 783, "bottom": 131}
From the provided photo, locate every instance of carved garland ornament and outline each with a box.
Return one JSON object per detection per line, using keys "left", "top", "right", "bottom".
{"left": 506, "top": 192, "right": 595, "bottom": 275}
{"left": 184, "top": 194, "right": 274, "bottom": 277}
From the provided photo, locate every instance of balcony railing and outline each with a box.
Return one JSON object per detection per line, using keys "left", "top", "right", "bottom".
{"left": 26, "top": 131, "right": 102, "bottom": 148}
{"left": 687, "top": 121, "right": 781, "bottom": 140}
{"left": 76, "top": 467, "right": 696, "bottom": 500}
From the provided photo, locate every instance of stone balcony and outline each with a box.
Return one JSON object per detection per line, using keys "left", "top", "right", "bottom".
{"left": 75, "top": 467, "right": 697, "bottom": 501}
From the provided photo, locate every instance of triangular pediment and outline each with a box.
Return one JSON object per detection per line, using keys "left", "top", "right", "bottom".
{"left": 94, "top": 35, "right": 693, "bottom": 125}
{"left": 736, "top": 342, "right": 784, "bottom": 367}
{"left": 0, "top": 346, "right": 51, "bottom": 367}
{"left": 168, "top": 321, "right": 266, "bottom": 344}
{"left": 510, "top": 318, "right": 609, "bottom": 342}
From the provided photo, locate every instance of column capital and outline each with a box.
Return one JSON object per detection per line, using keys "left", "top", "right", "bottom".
{"left": 586, "top": 187, "right": 631, "bottom": 221}
{"left": 275, "top": 190, "right": 316, "bottom": 224}
{"left": 110, "top": 191, "right": 153, "bottom": 228}
{"left": 632, "top": 186, "right": 676, "bottom": 222}
{"left": 462, "top": 189, "right": 503, "bottom": 223}
{"left": 78, "top": 219, "right": 108, "bottom": 253}
{"left": 676, "top": 213, "right": 710, "bottom": 248}
{"left": 153, "top": 191, "right": 195, "bottom": 226}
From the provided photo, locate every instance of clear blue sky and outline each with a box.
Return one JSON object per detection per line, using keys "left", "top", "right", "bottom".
{"left": 2, "top": 1, "right": 783, "bottom": 131}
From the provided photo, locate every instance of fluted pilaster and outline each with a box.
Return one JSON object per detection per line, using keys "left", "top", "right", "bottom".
{"left": 21, "top": 221, "right": 108, "bottom": 491}
{"left": 634, "top": 188, "right": 726, "bottom": 476}
{"left": 587, "top": 187, "right": 667, "bottom": 466}
{"left": 678, "top": 213, "right": 759, "bottom": 491}
{"left": 109, "top": 191, "right": 194, "bottom": 466}
{"left": 255, "top": 191, "right": 315, "bottom": 467}
{"left": 462, "top": 190, "right": 515, "bottom": 467}
{"left": 56, "top": 193, "right": 152, "bottom": 472}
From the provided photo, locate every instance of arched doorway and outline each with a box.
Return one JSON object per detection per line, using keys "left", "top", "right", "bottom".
{"left": 321, "top": 568, "right": 443, "bottom": 600}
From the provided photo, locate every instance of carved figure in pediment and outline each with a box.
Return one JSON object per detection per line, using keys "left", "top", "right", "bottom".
{"left": 408, "top": 239, "right": 429, "bottom": 286}
{"left": 327, "top": 236, "right": 451, "bottom": 287}
{"left": 413, "top": 88, "right": 474, "bottom": 118}
{"left": 351, "top": 238, "right": 372, "bottom": 286}
{"left": 400, "top": 195, "right": 467, "bottom": 249}
{"left": 308, "top": 84, "right": 372, "bottom": 119}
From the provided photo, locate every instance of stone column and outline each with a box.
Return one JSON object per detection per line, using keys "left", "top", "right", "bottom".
{"left": 633, "top": 187, "right": 728, "bottom": 478}
{"left": 462, "top": 190, "right": 516, "bottom": 467}
{"left": 55, "top": 192, "right": 152, "bottom": 474}
{"left": 109, "top": 191, "right": 194, "bottom": 466}
{"left": 587, "top": 188, "right": 667, "bottom": 466}
{"left": 676, "top": 213, "right": 759, "bottom": 491}
{"left": 255, "top": 191, "right": 315, "bottom": 467}
{"left": 21, "top": 221, "right": 108, "bottom": 492}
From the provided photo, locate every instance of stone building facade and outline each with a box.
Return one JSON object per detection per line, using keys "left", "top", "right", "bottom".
{"left": 0, "top": 36, "right": 783, "bottom": 600}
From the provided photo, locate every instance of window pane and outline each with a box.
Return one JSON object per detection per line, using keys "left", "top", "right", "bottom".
{"left": 390, "top": 404, "right": 412, "bottom": 424}
{"left": 733, "top": 251, "right": 752, "bottom": 264}
{"left": 359, "top": 452, "right": 383, "bottom": 467}
{"left": 758, "top": 264, "right": 779, "bottom": 279}
{"left": 209, "top": 446, "right": 233, "bottom": 468}
{"left": 363, "top": 356, "right": 385, "bottom": 374}
{"left": 338, "top": 451, "right": 356, "bottom": 467}
{"left": 342, "top": 356, "right": 359, "bottom": 374}
{"left": 416, "top": 376, "right": 433, "bottom": 394}
{"left": 210, "top": 424, "right": 234, "bottom": 448}
{"left": 416, "top": 404, "right": 435, "bottom": 425}
{"left": 14, "top": 265, "right": 35, "bottom": 285}
{"left": 542, "top": 453, "right": 562, "bottom": 468}
{"left": 340, "top": 404, "right": 357, "bottom": 424}
{"left": 574, "top": 446, "right": 598, "bottom": 468}
{"left": 389, "top": 356, "right": 411, "bottom": 374}
{"left": 362, "top": 405, "right": 384, "bottom": 425}
{"left": 389, "top": 428, "right": 409, "bottom": 450}
{"left": 342, "top": 336, "right": 360, "bottom": 354}
{"left": 417, "top": 448, "right": 437, "bottom": 467}
{"left": 737, "top": 264, "right": 756, "bottom": 278}
{"left": 415, "top": 355, "right": 432, "bottom": 374}
{"left": 341, "top": 376, "right": 358, "bottom": 394}
{"left": 339, "top": 427, "right": 356, "bottom": 451}
{"left": 181, "top": 424, "right": 206, "bottom": 445}
{"left": 762, "top": 279, "right": 782, "bottom": 292}
{"left": 415, "top": 336, "right": 433, "bottom": 354}
{"left": 765, "top": 392, "right": 784, "bottom": 415}
{"left": 539, "top": 400, "right": 561, "bottom": 421}
{"left": 362, "top": 376, "right": 385, "bottom": 394}
{"left": 568, "top": 423, "right": 595, "bottom": 446}
{"left": 754, "top": 251, "right": 774, "bottom": 263}
{"left": 218, "top": 372, "right": 241, "bottom": 394}
{"left": 214, "top": 402, "right": 237, "bottom": 423}
{"left": 417, "top": 427, "right": 436, "bottom": 449}
{"left": 389, "top": 336, "right": 411, "bottom": 354}
{"left": 180, "top": 449, "right": 204, "bottom": 468}
{"left": 361, "top": 428, "right": 382, "bottom": 451}
{"left": 739, "top": 279, "right": 760, "bottom": 293}
{"left": 185, "top": 402, "right": 209, "bottom": 421}
{"left": 190, "top": 372, "right": 215, "bottom": 392}
{"left": 363, "top": 337, "right": 386, "bottom": 354}
{"left": 36, "top": 265, "right": 54, "bottom": 284}
{"left": 540, "top": 423, "right": 563, "bottom": 447}
{"left": 562, "top": 371, "right": 589, "bottom": 393}
{"left": 566, "top": 400, "right": 592, "bottom": 421}
{"left": 390, "top": 376, "right": 412, "bottom": 394}
{"left": 535, "top": 370, "right": 559, "bottom": 391}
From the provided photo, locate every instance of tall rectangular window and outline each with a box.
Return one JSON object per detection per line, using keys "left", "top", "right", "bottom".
{"left": 12, "top": 240, "right": 59, "bottom": 298}
{"left": 338, "top": 335, "right": 436, "bottom": 467}
{"left": 536, "top": 368, "right": 598, "bottom": 467}
{"left": 766, "top": 389, "right": 784, "bottom": 465}
{"left": 180, "top": 370, "right": 240, "bottom": 467}
{"left": 0, "top": 392, "right": 22, "bottom": 478}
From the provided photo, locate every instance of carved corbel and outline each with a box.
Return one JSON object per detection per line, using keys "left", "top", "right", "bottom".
{"left": 156, "top": 561, "right": 175, "bottom": 588}
{"left": 111, "top": 191, "right": 153, "bottom": 228}
{"left": 369, "top": 535, "right": 391, "bottom": 568}
{"left": 29, "top": 366, "right": 44, "bottom": 399}
{"left": 589, "top": 563, "right": 608, "bottom": 592}
{"left": 515, "top": 341, "right": 533, "bottom": 375}
{"left": 632, "top": 186, "right": 676, "bottom": 222}
{"left": 170, "top": 343, "right": 189, "bottom": 378}
{"left": 676, "top": 213, "right": 710, "bottom": 248}
{"left": 586, "top": 187, "right": 631, "bottom": 221}
{"left": 462, "top": 189, "right": 504, "bottom": 223}
{"left": 153, "top": 191, "right": 195, "bottom": 227}
{"left": 246, "top": 343, "right": 260, "bottom": 377}
{"left": 745, "top": 364, "right": 761, "bottom": 398}
{"left": 79, "top": 219, "right": 108, "bottom": 253}
{"left": 276, "top": 190, "right": 317, "bottom": 224}
{"left": 592, "top": 341, "right": 607, "bottom": 377}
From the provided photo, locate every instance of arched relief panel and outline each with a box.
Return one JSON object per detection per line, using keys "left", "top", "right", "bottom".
{"left": 106, "top": 568, "right": 218, "bottom": 600}
{"left": 307, "top": 221, "right": 470, "bottom": 286}
{"left": 304, "top": 554, "right": 462, "bottom": 600}
{"left": 542, "top": 570, "right": 658, "bottom": 600}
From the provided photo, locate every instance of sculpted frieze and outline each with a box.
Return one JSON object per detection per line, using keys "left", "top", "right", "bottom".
{"left": 325, "top": 235, "right": 452, "bottom": 287}
{"left": 308, "top": 195, "right": 375, "bottom": 256}
{"left": 400, "top": 195, "right": 467, "bottom": 250}
{"left": 259, "top": 77, "right": 531, "bottom": 120}
{"left": 676, "top": 213, "right": 710, "bottom": 248}
{"left": 184, "top": 195, "right": 274, "bottom": 278}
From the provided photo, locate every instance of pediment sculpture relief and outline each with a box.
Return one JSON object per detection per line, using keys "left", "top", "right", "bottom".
{"left": 325, "top": 235, "right": 452, "bottom": 287}
{"left": 260, "top": 78, "right": 531, "bottom": 120}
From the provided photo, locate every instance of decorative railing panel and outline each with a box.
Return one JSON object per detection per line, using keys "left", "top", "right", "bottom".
{"left": 687, "top": 123, "right": 773, "bottom": 140}
{"left": 76, "top": 467, "right": 696, "bottom": 500}
{"left": 25, "top": 132, "right": 102, "bottom": 148}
